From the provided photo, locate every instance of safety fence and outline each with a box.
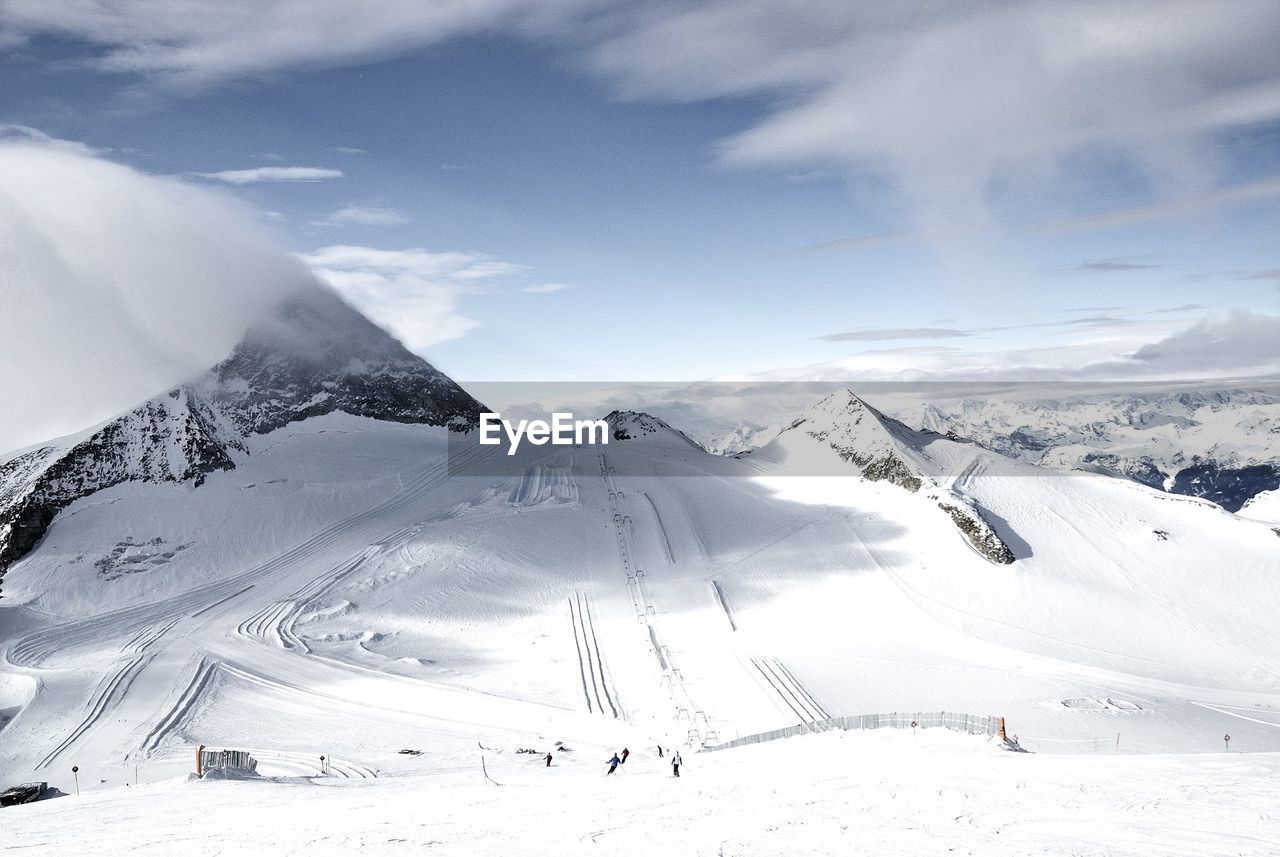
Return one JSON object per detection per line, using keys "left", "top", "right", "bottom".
{"left": 704, "top": 711, "right": 1002, "bottom": 752}
{"left": 198, "top": 747, "right": 258, "bottom": 775}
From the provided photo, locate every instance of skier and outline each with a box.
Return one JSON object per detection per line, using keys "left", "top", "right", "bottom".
{"left": 657, "top": 745, "right": 664, "bottom": 758}
{"left": 620, "top": 747, "right": 630, "bottom": 764}
{"left": 671, "top": 750, "right": 682, "bottom": 778}
{"left": 545, "top": 752, "right": 553, "bottom": 767}
{"left": 607, "top": 753, "right": 621, "bottom": 775}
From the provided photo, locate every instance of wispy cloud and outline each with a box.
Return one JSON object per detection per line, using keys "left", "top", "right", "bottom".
{"left": 313, "top": 205, "right": 408, "bottom": 226}
{"left": 334, "top": 146, "right": 366, "bottom": 155}
{"left": 790, "top": 229, "right": 910, "bottom": 255}
{"left": 521, "top": 282, "right": 572, "bottom": 294}
{"left": 193, "top": 166, "right": 343, "bottom": 184}
{"left": 756, "top": 312, "right": 1280, "bottom": 383}
{"left": 1074, "top": 258, "right": 1162, "bottom": 274}
{"left": 797, "top": 173, "right": 1280, "bottom": 255}
{"left": 817, "top": 327, "right": 971, "bottom": 342}
{"left": 0, "top": 123, "right": 104, "bottom": 156}
{"left": 299, "top": 245, "right": 527, "bottom": 351}
{"left": 1043, "top": 176, "right": 1280, "bottom": 235}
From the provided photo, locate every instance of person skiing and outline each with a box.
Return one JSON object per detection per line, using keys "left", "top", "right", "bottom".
{"left": 671, "top": 750, "right": 682, "bottom": 778}
{"left": 657, "top": 745, "right": 664, "bottom": 758}
{"left": 620, "top": 747, "right": 630, "bottom": 764}
{"left": 545, "top": 752, "right": 553, "bottom": 767}
{"left": 607, "top": 753, "right": 621, "bottom": 775}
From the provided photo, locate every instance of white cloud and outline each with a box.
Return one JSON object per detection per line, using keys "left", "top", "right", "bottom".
{"left": 5, "top": 2, "right": 1276, "bottom": 236}
{"left": 334, "top": 146, "right": 366, "bottom": 155}
{"left": 0, "top": 136, "right": 316, "bottom": 453}
{"left": 817, "top": 327, "right": 970, "bottom": 342}
{"left": 194, "top": 166, "right": 343, "bottom": 184}
{"left": 1119, "top": 313, "right": 1280, "bottom": 376}
{"left": 0, "top": 0, "right": 558, "bottom": 87}
{"left": 299, "top": 245, "right": 526, "bottom": 352}
{"left": 315, "top": 205, "right": 408, "bottom": 226}
{"left": 746, "top": 313, "right": 1280, "bottom": 383}
{"left": 521, "top": 282, "right": 571, "bottom": 294}
{"left": 0, "top": 123, "right": 105, "bottom": 156}
{"left": 594, "top": 1, "right": 1280, "bottom": 236}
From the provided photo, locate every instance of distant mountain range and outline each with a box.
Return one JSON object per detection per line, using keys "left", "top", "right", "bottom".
{"left": 696, "top": 388, "right": 1280, "bottom": 513}
{"left": 893, "top": 390, "right": 1280, "bottom": 511}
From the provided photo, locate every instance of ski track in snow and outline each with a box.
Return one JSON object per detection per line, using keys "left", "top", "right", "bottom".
{"left": 567, "top": 590, "right": 617, "bottom": 718}
{"left": 3, "top": 441, "right": 498, "bottom": 772}
{"left": 748, "top": 656, "right": 829, "bottom": 726}
{"left": 37, "top": 654, "right": 149, "bottom": 769}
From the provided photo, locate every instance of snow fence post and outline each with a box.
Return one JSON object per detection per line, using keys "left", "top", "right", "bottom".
{"left": 196, "top": 744, "right": 205, "bottom": 778}
{"left": 998, "top": 717, "right": 1007, "bottom": 741}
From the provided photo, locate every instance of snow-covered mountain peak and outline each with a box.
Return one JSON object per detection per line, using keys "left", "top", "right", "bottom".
{"left": 777, "top": 388, "right": 925, "bottom": 491}
{"left": 0, "top": 288, "right": 484, "bottom": 585}
{"left": 200, "top": 288, "right": 483, "bottom": 435}
{"left": 758, "top": 390, "right": 1016, "bottom": 564}
{"left": 603, "top": 410, "right": 700, "bottom": 448}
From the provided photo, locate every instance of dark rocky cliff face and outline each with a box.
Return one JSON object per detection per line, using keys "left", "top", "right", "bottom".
{"left": 0, "top": 289, "right": 484, "bottom": 587}
{"left": 204, "top": 289, "right": 482, "bottom": 435}
{"left": 1170, "top": 463, "right": 1280, "bottom": 512}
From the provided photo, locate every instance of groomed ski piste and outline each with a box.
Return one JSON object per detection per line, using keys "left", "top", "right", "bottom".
{"left": 3, "top": 394, "right": 1280, "bottom": 855}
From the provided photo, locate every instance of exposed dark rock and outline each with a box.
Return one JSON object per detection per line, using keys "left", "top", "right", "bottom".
{"left": 1169, "top": 463, "right": 1280, "bottom": 512}
{"left": 1079, "top": 452, "right": 1169, "bottom": 490}
{"left": 938, "top": 501, "right": 1016, "bottom": 564}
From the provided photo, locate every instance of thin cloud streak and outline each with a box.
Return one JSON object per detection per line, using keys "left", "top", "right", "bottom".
{"left": 817, "top": 327, "right": 971, "bottom": 342}
{"left": 791, "top": 174, "right": 1280, "bottom": 255}
{"left": 314, "top": 205, "right": 408, "bottom": 226}
{"left": 193, "top": 166, "right": 344, "bottom": 184}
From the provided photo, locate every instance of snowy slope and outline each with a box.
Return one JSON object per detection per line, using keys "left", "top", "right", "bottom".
{"left": 0, "top": 360, "right": 1277, "bottom": 851}
{"left": 1239, "top": 488, "right": 1280, "bottom": 525}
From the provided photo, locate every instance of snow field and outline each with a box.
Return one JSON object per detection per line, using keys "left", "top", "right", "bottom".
{"left": 5, "top": 729, "right": 1278, "bottom": 856}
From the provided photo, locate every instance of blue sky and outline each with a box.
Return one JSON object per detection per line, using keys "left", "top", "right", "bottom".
{"left": 1, "top": 1, "right": 1278, "bottom": 389}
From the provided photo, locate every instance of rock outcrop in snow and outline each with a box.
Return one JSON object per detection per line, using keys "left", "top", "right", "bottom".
{"left": 934, "top": 499, "right": 1016, "bottom": 564}
{"left": 0, "top": 289, "right": 484, "bottom": 586}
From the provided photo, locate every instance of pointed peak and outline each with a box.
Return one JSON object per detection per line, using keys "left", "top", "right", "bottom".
{"left": 770, "top": 389, "right": 926, "bottom": 491}
{"left": 602, "top": 410, "right": 700, "bottom": 448}
{"left": 785, "top": 388, "right": 890, "bottom": 436}
{"left": 603, "top": 410, "right": 673, "bottom": 437}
